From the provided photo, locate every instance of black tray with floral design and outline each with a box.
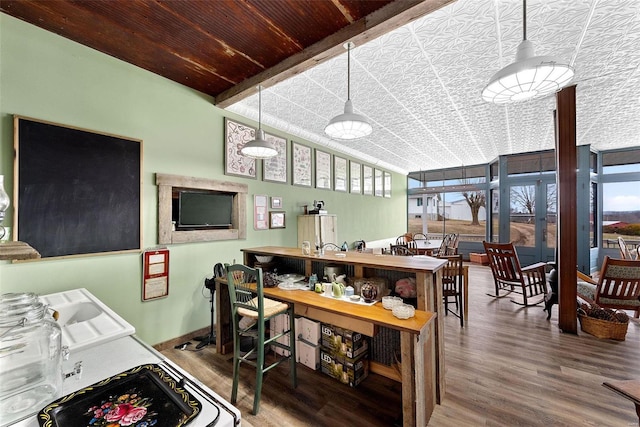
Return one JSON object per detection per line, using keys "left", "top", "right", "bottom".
{"left": 38, "top": 364, "right": 202, "bottom": 427}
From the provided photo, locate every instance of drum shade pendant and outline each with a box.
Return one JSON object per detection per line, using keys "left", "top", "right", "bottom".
{"left": 241, "top": 85, "right": 278, "bottom": 159}
{"left": 482, "top": 0, "right": 574, "bottom": 104}
{"left": 325, "top": 42, "right": 372, "bottom": 140}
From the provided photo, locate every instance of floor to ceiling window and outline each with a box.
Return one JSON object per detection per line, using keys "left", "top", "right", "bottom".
{"left": 407, "top": 165, "right": 486, "bottom": 242}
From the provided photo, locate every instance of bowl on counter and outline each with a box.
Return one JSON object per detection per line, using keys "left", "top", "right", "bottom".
{"left": 255, "top": 255, "right": 274, "bottom": 263}
{"left": 392, "top": 303, "right": 415, "bottom": 319}
{"left": 382, "top": 296, "right": 403, "bottom": 310}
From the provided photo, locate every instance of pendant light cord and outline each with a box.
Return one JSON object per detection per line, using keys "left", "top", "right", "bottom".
{"left": 347, "top": 43, "right": 351, "bottom": 101}
{"left": 522, "top": 0, "right": 527, "bottom": 41}
{"left": 257, "top": 85, "right": 262, "bottom": 130}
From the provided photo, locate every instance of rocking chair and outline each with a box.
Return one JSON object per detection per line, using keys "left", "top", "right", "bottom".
{"left": 483, "top": 241, "right": 548, "bottom": 307}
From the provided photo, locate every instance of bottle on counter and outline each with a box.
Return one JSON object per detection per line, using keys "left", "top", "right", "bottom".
{"left": 308, "top": 273, "right": 317, "bottom": 291}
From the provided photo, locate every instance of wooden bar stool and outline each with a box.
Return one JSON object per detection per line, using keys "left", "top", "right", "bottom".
{"left": 225, "top": 264, "right": 297, "bottom": 414}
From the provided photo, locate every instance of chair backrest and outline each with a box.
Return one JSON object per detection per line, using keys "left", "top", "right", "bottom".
{"left": 446, "top": 233, "right": 459, "bottom": 255}
{"left": 438, "top": 254, "right": 463, "bottom": 289}
{"left": 618, "top": 236, "right": 635, "bottom": 260}
{"left": 406, "top": 240, "right": 418, "bottom": 249}
{"left": 482, "top": 241, "right": 524, "bottom": 283}
{"left": 413, "top": 233, "right": 427, "bottom": 241}
{"left": 595, "top": 256, "right": 640, "bottom": 308}
{"left": 389, "top": 244, "right": 416, "bottom": 256}
{"left": 435, "top": 234, "right": 452, "bottom": 256}
{"left": 226, "top": 264, "right": 264, "bottom": 319}
{"left": 396, "top": 235, "right": 410, "bottom": 245}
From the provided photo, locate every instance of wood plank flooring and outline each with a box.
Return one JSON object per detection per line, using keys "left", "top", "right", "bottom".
{"left": 160, "top": 263, "right": 640, "bottom": 426}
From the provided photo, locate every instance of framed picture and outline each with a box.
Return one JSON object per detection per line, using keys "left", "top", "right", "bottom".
{"left": 374, "top": 169, "right": 383, "bottom": 197}
{"left": 269, "top": 211, "right": 286, "bottom": 229}
{"left": 292, "top": 142, "right": 312, "bottom": 187}
{"left": 384, "top": 171, "right": 392, "bottom": 198}
{"left": 315, "top": 149, "right": 331, "bottom": 190}
{"left": 350, "top": 161, "right": 361, "bottom": 194}
{"left": 224, "top": 118, "right": 257, "bottom": 179}
{"left": 363, "top": 165, "right": 373, "bottom": 195}
{"left": 271, "top": 196, "right": 282, "bottom": 209}
{"left": 334, "top": 156, "right": 347, "bottom": 192}
{"left": 263, "top": 133, "right": 287, "bottom": 183}
{"left": 254, "top": 194, "right": 268, "bottom": 230}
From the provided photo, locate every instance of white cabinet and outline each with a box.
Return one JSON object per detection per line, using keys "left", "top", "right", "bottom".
{"left": 297, "top": 214, "right": 337, "bottom": 248}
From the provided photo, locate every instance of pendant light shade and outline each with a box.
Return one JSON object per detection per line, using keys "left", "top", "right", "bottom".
{"left": 325, "top": 42, "right": 372, "bottom": 140}
{"left": 482, "top": 0, "right": 574, "bottom": 104}
{"left": 241, "top": 86, "right": 278, "bottom": 159}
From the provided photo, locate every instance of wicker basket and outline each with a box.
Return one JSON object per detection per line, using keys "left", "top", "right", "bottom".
{"left": 578, "top": 313, "right": 629, "bottom": 341}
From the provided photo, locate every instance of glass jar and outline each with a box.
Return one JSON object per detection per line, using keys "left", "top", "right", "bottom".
{"left": 0, "top": 293, "right": 63, "bottom": 426}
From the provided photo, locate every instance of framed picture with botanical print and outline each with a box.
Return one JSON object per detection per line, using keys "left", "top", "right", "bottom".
{"left": 363, "top": 165, "right": 373, "bottom": 195}
{"left": 263, "top": 133, "right": 287, "bottom": 183}
{"left": 374, "top": 169, "right": 383, "bottom": 197}
{"left": 292, "top": 142, "right": 312, "bottom": 187}
{"left": 384, "top": 171, "right": 392, "bottom": 198}
{"left": 315, "top": 149, "right": 331, "bottom": 190}
{"left": 224, "top": 118, "right": 256, "bottom": 179}
{"left": 334, "top": 156, "right": 347, "bottom": 192}
{"left": 350, "top": 161, "right": 361, "bottom": 194}
{"left": 269, "top": 211, "right": 286, "bottom": 229}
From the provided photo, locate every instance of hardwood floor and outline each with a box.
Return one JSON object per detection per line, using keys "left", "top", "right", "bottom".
{"left": 161, "top": 263, "right": 640, "bottom": 426}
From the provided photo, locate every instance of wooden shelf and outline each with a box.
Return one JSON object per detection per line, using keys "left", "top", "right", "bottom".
{"left": 0, "top": 241, "right": 41, "bottom": 260}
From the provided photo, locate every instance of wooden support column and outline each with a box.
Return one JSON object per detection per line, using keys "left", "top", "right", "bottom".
{"left": 556, "top": 85, "right": 578, "bottom": 333}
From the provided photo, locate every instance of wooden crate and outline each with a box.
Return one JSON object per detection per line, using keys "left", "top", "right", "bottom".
{"left": 469, "top": 253, "right": 489, "bottom": 265}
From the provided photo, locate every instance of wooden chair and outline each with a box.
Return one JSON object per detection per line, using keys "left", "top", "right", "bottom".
{"left": 438, "top": 254, "right": 464, "bottom": 327}
{"left": 482, "top": 241, "right": 548, "bottom": 307}
{"left": 433, "top": 234, "right": 452, "bottom": 257}
{"left": 396, "top": 234, "right": 412, "bottom": 245}
{"left": 389, "top": 244, "right": 416, "bottom": 256}
{"left": 225, "top": 264, "right": 297, "bottom": 414}
{"left": 577, "top": 256, "right": 640, "bottom": 318}
{"left": 413, "top": 233, "right": 428, "bottom": 241}
{"left": 618, "top": 236, "right": 638, "bottom": 260}
{"left": 446, "top": 233, "right": 459, "bottom": 255}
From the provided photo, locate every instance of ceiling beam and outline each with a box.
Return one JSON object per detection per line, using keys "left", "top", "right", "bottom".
{"left": 214, "top": 0, "right": 456, "bottom": 108}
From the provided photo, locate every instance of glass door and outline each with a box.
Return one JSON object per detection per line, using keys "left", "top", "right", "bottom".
{"left": 509, "top": 180, "right": 556, "bottom": 265}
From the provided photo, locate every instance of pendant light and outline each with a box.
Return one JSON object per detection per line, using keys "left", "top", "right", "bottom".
{"left": 241, "top": 85, "right": 278, "bottom": 159}
{"left": 325, "top": 42, "right": 372, "bottom": 140}
{"left": 482, "top": 0, "right": 574, "bottom": 104}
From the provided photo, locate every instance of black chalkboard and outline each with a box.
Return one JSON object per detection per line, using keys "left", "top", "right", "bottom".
{"left": 16, "top": 117, "right": 142, "bottom": 258}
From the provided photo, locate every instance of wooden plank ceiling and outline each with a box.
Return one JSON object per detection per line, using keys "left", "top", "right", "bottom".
{"left": 1, "top": 0, "right": 455, "bottom": 107}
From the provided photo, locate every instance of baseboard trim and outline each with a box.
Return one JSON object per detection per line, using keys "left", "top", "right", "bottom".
{"left": 152, "top": 326, "right": 210, "bottom": 352}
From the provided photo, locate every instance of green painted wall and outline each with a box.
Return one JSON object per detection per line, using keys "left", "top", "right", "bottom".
{"left": 0, "top": 15, "right": 407, "bottom": 345}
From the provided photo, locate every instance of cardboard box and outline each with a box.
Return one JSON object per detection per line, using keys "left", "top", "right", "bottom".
{"left": 298, "top": 317, "right": 321, "bottom": 345}
{"left": 296, "top": 339, "right": 320, "bottom": 370}
{"left": 320, "top": 348, "right": 369, "bottom": 387}
{"left": 321, "top": 322, "right": 368, "bottom": 362}
{"left": 269, "top": 314, "right": 296, "bottom": 356}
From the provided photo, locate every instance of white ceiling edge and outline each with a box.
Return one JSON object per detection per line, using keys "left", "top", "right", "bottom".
{"left": 225, "top": 103, "right": 410, "bottom": 175}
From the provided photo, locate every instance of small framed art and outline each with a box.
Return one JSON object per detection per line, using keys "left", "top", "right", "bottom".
{"left": 374, "top": 169, "right": 383, "bottom": 197}
{"left": 263, "top": 133, "right": 287, "bottom": 183}
{"left": 254, "top": 194, "right": 268, "bottom": 230}
{"left": 334, "top": 156, "right": 347, "bottom": 192}
{"left": 315, "top": 149, "right": 331, "bottom": 190}
{"left": 350, "top": 161, "right": 361, "bottom": 194}
{"left": 292, "top": 142, "right": 312, "bottom": 187}
{"left": 224, "top": 118, "right": 256, "bottom": 179}
{"left": 269, "top": 211, "right": 286, "bottom": 229}
{"left": 363, "top": 165, "right": 373, "bottom": 195}
{"left": 271, "top": 196, "right": 282, "bottom": 209}
{"left": 384, "top": 171, "right": 391, "bottom": 197}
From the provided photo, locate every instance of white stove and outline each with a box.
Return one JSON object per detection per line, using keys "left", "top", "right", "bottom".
{"left": 6, "top": 289, "right": 240, "bottom": 427}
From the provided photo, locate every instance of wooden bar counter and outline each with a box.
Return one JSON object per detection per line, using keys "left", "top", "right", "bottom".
{"left": 229, "top": 247, "right": 447, "bottom": 421}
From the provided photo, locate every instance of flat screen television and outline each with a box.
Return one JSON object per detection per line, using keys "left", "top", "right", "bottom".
{"left": 173, "top": 190, "right": 233, "bottom": 229}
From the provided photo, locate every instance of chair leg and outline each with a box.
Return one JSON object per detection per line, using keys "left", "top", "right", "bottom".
{"left": 288, "top": 308, "right": 298, "bottom": 389}
{"left": 253, "top": 323, "right": 266, "bottom": 415}
{"left": 231, "top": 319, "right": 241, "bottom": 404}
